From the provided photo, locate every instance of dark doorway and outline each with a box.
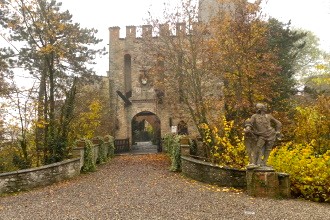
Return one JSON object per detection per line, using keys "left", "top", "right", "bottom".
{"left": 131, "top": 111, "right": 161, "bottom": 152}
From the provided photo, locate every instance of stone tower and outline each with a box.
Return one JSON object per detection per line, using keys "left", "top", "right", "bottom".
{"left": 108, "top": 25, "right": 182, "bottom": 145}
{"left": 198, "top": 0, "right": 220, "bottom": 22}
{"left": 107, "top": 0, "right": 223, "bottom": 145}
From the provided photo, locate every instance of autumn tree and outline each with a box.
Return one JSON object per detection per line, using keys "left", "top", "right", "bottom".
{"left": 4, "top": 82, "right": 38, "bottom": 168}
{"left": 206, "top": 0, "right": 283, "bottom": 123}
{"left": 0, "top": 0, "right": 105, "bottom": 163}
{"left": 68, "top": 76, "right": 113, "bottom": 146}
{"left": 143, "top": 0, "right": 224, "bottom": 136}
{"left": 0, "top": 45, "right": 15, "bottom": 147}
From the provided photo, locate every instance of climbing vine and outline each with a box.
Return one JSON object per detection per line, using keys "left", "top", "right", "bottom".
{"left": 163, "top": 133, "right": 182, "bottom": 171}
{"left": 81, "top": 139, "right": 96, "bottom": 172}
{"left": 104, "top": 135, "right": 115, "bottom": 158}
{"left": 95, "top": 137, "right": 107, "bottom": 164}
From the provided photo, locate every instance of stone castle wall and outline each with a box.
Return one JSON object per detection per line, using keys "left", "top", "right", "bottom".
{"left": 108, "top": 23, "right": 200, "bottom": 142}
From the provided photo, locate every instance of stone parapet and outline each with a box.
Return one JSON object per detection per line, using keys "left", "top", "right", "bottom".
{"left": 0, "top": 135, "right": 115, "bottom": 195}
{"left": 0, "top": 158, "right": 80, "bottom": 194}
{"left": 109, "top": 22, "right": 201, "bottom": 40}
{"left": 181, "top": 156, "right": 246, "bottom": 188}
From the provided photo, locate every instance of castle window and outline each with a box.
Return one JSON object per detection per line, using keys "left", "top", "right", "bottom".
{"left": 124, "top": 54, "right": 132, "bottom": 93}
{"left": 177, "top": 120, "right": 188, "bottom": 135}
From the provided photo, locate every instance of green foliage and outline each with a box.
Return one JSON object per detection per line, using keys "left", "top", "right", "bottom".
{"left": 81, "top": 139, "right": 96, "bottom": 173}
{"left": 104, "top": 135, "right": 115, "bottom": 158}
{"left": 95, "top": 137, "right": 107, "bottom": 164}
{"left": 163, "top": 134, "right": 181, "bottom": 171}
{"left": 199, "top": 117, "right": 248, "bottom": 169}
{"left": 0, "top": 146, "right": 19, "bottom": 173}
{"left": 69, "top": 99, "right": 102, "bottom": 142}
{"left": 269, "top": 142, "right": 330, "bottom": 202}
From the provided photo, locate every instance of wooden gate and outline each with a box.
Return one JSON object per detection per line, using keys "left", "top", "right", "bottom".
{"left": 114, "top": 138, "right": 130, "bottom": 154}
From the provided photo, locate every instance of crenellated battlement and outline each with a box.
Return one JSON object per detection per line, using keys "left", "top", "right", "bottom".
{"left": 109, "top": 22, "right": 202, "bottom": 41}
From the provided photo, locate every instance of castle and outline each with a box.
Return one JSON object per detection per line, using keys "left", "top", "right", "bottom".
{"left": 107, "top": 0, "right": 222, "bottom": 145}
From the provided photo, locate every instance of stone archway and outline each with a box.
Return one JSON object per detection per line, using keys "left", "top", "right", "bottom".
{"left": 131, "top": 111, "right": 161, "bottom": 152}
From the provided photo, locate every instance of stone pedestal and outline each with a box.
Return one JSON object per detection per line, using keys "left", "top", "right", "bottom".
{"left": 180, "top": 145, "right": 190, "bottom": 156}
{"left": 246, "top": 167, "right": 290, "bottom": 198}
{"left": 72, "top": 147, "right": 85, "bottom": 169}
{"left": 278, "top": 172, "right": 291, "bottom": 198}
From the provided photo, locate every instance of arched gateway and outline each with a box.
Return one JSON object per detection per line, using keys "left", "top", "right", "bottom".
{"left": 132, "top": 111, "right": 161, "bottom": 152}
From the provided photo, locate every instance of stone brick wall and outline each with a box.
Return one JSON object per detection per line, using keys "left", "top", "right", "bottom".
{"left": 181, "top": 156, "right": 246, "bottom": 188}
{"left": 0, "top": 158, "right": 80, "bottom": 194}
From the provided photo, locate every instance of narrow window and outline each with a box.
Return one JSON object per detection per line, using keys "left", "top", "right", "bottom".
{"left": 124, "top": 54, "right": 132, "bottom": 93}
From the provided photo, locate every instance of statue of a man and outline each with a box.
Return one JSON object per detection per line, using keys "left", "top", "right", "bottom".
{"left": 244, "top": 103, "right": 282, "bottom": 168}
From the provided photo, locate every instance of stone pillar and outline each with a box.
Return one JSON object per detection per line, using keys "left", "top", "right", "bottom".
{"left": 180, "top": 138, "right": 190, "bottom": 156}
{"left": 72, "top": 140, "right": 86, "bottom": 169}
{"left": 278, "top": 172, "right": 291, "bottom": 198}
{"left": 246, "top": 169, "right": 279, "bottom": 198}
{"left": 180, "top": 144, "right": 190, "bottom": 156}
{"left": 246, "top": 167, "right": 290, "bottom": 199}
{"left": 91, "top": 141, "right": 100, "bottom": 165}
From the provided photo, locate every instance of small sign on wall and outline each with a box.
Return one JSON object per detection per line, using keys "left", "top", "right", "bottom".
{"left": 171, "top": 126, "right": 177, "bottom": 133}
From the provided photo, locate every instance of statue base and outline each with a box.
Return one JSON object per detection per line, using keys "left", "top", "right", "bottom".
{"left": 246, "top": 168, "right": 290, "bottom": 199}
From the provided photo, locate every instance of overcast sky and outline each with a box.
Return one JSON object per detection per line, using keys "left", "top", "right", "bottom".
{"left": 60, "top": 0, "right": 330, "bottom": 76}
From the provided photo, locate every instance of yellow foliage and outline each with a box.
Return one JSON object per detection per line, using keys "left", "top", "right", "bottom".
{"left": 269, "top": 142, "right": 330, "bottom": 202}
{"left": 199, "top": 117, "right": 248, "bottom": 169}
{"left": 69, "top": 99, "right": 102, "bottom": 141}
{"left": 294, "top": 96, "right": 330, "bottom": 154}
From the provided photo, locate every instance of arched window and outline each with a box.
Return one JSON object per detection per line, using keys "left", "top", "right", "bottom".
{"left": 124, "top": 54, "right": 132, "bottom": 93}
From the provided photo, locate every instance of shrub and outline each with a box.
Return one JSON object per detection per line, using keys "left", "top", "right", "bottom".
{"left": 294, "top": 95, "right": 330, "bottom": 155}
{"left": 163, "top": 133, "right": 181, "bottom": 171}
{"left": 199, "top": 117, "right": 248, "bottom": 169}
{"left": 81, "top": 139, "right": 96, "bottom": 172}
{"left": 104, "top": 135, "right": 115, "bottom": 158}
{"left": 95, "top": 137, "right": 107, "bottom": 164}
{"left": 268, "top": 141, "right": 330, "bottom": 202}
{"left": 0, "top": 146, "right": 19, "bottom": 173}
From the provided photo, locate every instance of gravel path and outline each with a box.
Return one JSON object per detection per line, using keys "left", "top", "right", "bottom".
{"left": 0, "top": 154, "right": 329, "bottom": 220}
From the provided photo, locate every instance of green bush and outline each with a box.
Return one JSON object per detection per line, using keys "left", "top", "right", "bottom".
{"left": 104, "top": 135, "right": 115, "bottom": 158}
{"left": 95, "top": 137, "right": 107, "bottom": 164}
{"left": 0, "top": 146, "right": 19, "bottom": 173}
{"left": 269, "top": 141, "right": 330, "bottom": 202}
{"left": 81, "top": 139, "right": 96, "bottom": 173}
{"left": 163, "top": 134, "right": 181, "bottom": 171}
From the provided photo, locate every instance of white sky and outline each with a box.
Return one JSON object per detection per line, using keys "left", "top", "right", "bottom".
{"left": 60, "top": 0, "right": 330, "bottom": 76}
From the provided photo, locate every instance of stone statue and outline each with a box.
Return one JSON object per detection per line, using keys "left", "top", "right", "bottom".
{"left": 244, "top": 103, "right": 282, "bottom": 169}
